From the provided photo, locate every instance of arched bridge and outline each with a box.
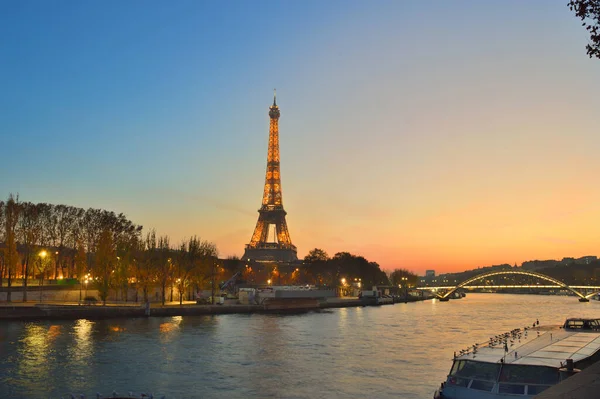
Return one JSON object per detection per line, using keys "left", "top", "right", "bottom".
{"left": 418, "top": 270, "right": 600, "bottom": 302}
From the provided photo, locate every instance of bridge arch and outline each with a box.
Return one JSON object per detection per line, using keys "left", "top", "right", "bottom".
{"left": 583, "top": 290, "right": 600, "bottom": 300}
{"left": 436, "top": 270, "right": 587, "bottom": 300}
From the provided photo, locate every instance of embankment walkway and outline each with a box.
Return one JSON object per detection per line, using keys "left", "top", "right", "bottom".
{"left": 0, "top": 296, "right": 429, "bottom": 320}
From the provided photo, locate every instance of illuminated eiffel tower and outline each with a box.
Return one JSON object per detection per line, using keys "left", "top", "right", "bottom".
{"left": 243, "top": 91, "right": 298, "bottom": 263}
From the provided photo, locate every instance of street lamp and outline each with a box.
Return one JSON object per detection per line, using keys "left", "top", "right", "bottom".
{"left": 83, "top": 273, "right": 90, "bottom": 300}
{"left": 267, "top": 279, "right": 272, "bottom": 285}
{"left": 38, "top": 250, "right": 47, "bottom": 303}
{"left": 211, "top": 260, "right": 217, "bottom": 305}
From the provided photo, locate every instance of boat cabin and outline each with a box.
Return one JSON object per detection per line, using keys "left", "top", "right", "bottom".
{"left": 562, "top": 318, "right": 600, "bottom": 330}
{"left": 447, "top": 359, "right": 559, "bottom": 396}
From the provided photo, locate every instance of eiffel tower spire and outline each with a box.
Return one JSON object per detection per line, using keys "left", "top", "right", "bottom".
{"left": 243, "top": 93, "right": 298, "bottom": 263}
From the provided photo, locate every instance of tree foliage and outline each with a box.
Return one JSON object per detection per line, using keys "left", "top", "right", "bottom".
{"left": 95, "top": 229, "right": 116, "bottom": 305}
{"left": 303, "top": 249, "right": 389, "bottom": 288}
{"left": 3, "top": 195, "right": 20, "bottom": 302}
{"left": 569, "top": 0, "right": 600, "bottom": 59}
{"left": 389, "top": 268, "right": 419, "bottom": 288}
{"left": 304, "top": 248, "right": 329, "bottom": 263}
{"left": 1, "top": 195, "right": 224, "bottom": 304}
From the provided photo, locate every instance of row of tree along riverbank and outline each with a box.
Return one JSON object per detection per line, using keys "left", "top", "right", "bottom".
{"left": 1, "top": 196, "right": 418, "bottom": 306}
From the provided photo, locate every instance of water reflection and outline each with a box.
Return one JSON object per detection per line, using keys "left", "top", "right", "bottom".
{"left": 71, "top": 319, "right": 94, "bottom": 364}
{"left": 48, "top": 325, "right": 62, "bottom": 341}
{"left": 15, "top": 323, "right": 64, "bottom": 393}
{"left": 159, "top": 316, "right": 182, "bottom": 340}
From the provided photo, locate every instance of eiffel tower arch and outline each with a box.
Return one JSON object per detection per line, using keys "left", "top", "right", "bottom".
{"left": 243, "top": 91, "right": 298, "bottom": 263}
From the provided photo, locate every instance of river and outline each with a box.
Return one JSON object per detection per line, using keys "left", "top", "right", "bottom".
{"left": 1, "top": 294, "right": 600, "bottom": 399}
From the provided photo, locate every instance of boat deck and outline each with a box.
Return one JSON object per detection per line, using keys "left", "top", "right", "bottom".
{"left": 456, "top": 326, "right": 600, "bottom": 368}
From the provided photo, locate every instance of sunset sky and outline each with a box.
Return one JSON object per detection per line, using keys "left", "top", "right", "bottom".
{"left": 2, "top": 1, "right": 599, "bottom": 274}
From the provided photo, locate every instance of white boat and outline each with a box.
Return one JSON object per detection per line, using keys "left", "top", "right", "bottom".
{"left": 434, "top": 318, "right": 600, "bottom": 398}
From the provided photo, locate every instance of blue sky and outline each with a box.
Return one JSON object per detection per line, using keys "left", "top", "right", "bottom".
{"left": 1, "top": 1, "right": 599, "bottom": 273}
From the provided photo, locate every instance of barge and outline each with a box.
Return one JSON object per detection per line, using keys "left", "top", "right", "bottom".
{"left": 435, "top": 318, "right": 600, "bottom": 398}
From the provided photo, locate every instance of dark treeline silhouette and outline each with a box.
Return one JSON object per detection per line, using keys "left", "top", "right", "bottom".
{"left": 0, "top": 194, "right": 218, "bottom": 305}
{"left": 302, "top": 248, "right": 395, "bottom": 289}
{"left": 209, "top": 249, "right": 405, "bottom": 292}
{"left": 536, "top": 260, "right": 600, "bottom": 286}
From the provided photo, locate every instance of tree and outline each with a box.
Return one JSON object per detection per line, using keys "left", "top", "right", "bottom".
{"left": 186, "top": 239, "right": 219, "bottom": 304}
{"left": 0, "top": 200, "right": 5, "bottom": 288}
{"left": 4, "top": 195, "right": 20, "bottom": 302}
{"left": 569, "top": 0, "right": 600, "bottom": 59}
{"left": 16, "top": 202, "right": 41, "bottom": 302}
{"left": 114, "top": 234, "right": 138, "bottom": 302}
{"left": 155, "top": 235, "right": 172, "bottom": 306}
{"left": 52, "top": 204, "right": 78, "bottom": 279}
{"left": 174, "top": 237, "right": 204, "bottom": 305}
{"left": 304, "top": 248, "right": 330, "bottom": 285}
{"left": 36, "top": 249, "right": 52, "bottom": 302}
{"left": 135, "top": 233, "right": 156, "bottom": 303}
{"left": 95, "top": 229, "right": 116, "bottom": 305}
{"left": 389, "top": 268, "right": 419, "bottom": 288}
{"left": 304, "top": 248, "right": 329, "bottom": 263}
{"left": 74, "top": 239, "right": 87, "bottom": 301}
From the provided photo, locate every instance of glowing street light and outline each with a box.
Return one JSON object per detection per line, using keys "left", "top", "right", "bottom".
{"left": 83, "top": 273, "right": 91, "bottom": 300}
{"left": 267, "top": 279, "right": 272, "bottom": 285}
{"left": 339, "top": 278, "right": 348, "bottom": 297}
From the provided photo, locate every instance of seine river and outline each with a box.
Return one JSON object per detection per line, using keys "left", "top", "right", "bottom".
{"left": 2, "top": 294, "right": 600, "bottom": 399}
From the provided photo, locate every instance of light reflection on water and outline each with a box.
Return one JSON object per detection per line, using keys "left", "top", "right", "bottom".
{"left": 16, "top": 324, "right": 53, "bottom": 387}
{"left": 71, "top": 319, "right": 94, "bottom": 365}
{"left": 1, "top": 294, "right": 600, "bottom": 399}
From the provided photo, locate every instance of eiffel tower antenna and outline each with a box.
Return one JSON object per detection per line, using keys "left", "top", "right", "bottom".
{"left": 243, "top": 92, "right": 298, "bottom": 263}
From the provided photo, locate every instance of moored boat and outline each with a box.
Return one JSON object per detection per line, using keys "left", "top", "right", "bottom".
{"left": 255, "top": 286, "right": 335, "bottom": 311}
{"left": 434, "top": 318, "right": 600, "bottom": 398}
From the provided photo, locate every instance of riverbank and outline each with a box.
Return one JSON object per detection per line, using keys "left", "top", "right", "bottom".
{"left": 0, "top": 295, "right": 431, "bottom": 320}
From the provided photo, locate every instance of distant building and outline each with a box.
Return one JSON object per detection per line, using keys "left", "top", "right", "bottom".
{"left": 575, "top": 256, "right": 597, "bottom": 265}
{"left": 425, "top": 270, "right": 435, "bottom": 277}
{"left": 522, "top": 260, "right": 561, "bottom": 271}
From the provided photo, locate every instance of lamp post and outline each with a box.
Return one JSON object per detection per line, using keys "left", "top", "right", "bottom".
{"left": 54, "top": 251, "right": 59, "bottom": 280}
{"left": 38, "top": 250, "right": 47, "bottom": 303}
{"left": 211, "top": 260, "right": 216, "bottom": 305}
{"left": 84, "top": 273, "right": 90, "bottom": 300}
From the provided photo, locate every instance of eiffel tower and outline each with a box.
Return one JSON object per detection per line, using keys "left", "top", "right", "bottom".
{"left": 243, "top": 91, "right": 298, "bottom": 263}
